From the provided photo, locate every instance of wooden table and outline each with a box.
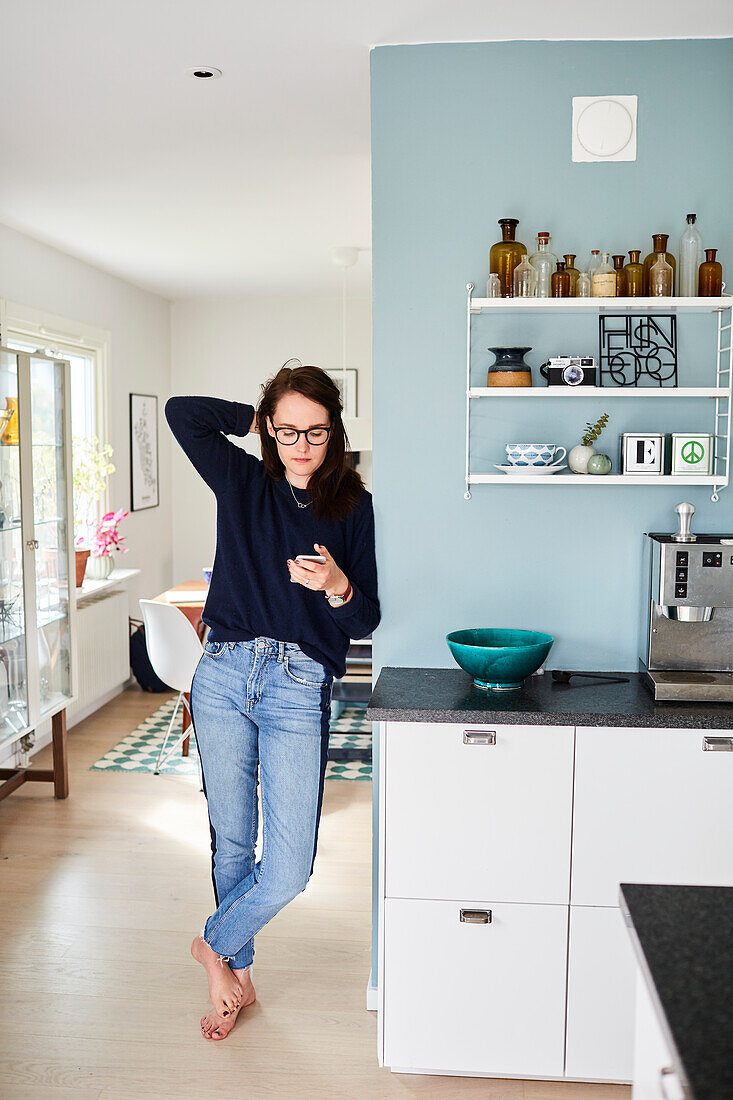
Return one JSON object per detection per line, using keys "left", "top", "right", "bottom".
{"left": 153, "top": 580, "right": 209, "bottom": 756}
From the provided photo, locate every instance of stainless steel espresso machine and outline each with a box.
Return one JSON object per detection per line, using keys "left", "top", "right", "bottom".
{"left": 641, "top": 502, "right": 733, "bottom": 701}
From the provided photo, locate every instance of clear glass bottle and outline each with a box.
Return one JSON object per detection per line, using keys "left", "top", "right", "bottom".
{"left": 624, "top": 250, "right": 644, "bottom": 297}
{"left": 576, "top": 271, "right": 591, "bottom": 298}
{"left": 679, "top": 214, "right": 703, "bottom": 297}
{"left": 612, "top": 255, "right": 626, "bottom": 297}
{"left": 563, "top": 254, "right": 580, "bottom": 296}
{"left": 698, "top": 248, "right": 723, "bottom": 296}
{"left": 592, "top": 252, "right": 617, "bottom": 297}
{"left": 486, "top": 273, "right": 503, "bottom": 298}
{"left": 643, "top": 234, "right": 676, "bottom": 295}
{"left": 529, "top": 232, "right": 557, "bottom": 298}
{"left": 649, "top": 252, "right": 673, "bottom": 296}
{"left": 489, "top": 218, "right": 527, "bottom": 298}
{"left": 551, "top": 261, "right": 570, "bottom": 298}
{"left": 513, "top": 253, "right": 537, "bottom": 297}
{"left": 586, "top": 250, "right": 601, "bottom": 280}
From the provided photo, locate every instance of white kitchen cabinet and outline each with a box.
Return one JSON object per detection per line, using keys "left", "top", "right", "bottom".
{"left": 383, "top": 897, "right": 568, "bottom": 1077}
{"left": 565, "top": 905, "right": 637, "bottom": 1082}
{"left": 384, "top": 721, "right": 574, "bottom": 904}
{"left": 632, "top": 970, "right": 685, "bottom": 1100}
{"left": 571, "top": 726, "right": 733, "bottom": 907}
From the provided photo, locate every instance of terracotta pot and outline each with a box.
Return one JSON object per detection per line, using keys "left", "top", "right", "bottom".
{"left": 75, "top": 548, "right": 90, "bottom": 588}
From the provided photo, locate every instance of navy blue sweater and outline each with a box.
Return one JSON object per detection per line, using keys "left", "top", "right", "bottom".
{"left": 165, "top": 396, "right": 380, "bottom": 680}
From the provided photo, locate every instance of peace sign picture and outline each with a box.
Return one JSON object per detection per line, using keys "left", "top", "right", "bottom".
{"left": 681, "top": 439, "right": 705, "bottom": 465}
{"left": 672, "top": 434, "right": 713, "bottom": 476}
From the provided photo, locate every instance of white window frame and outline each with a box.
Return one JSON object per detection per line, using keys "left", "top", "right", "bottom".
{"left": 0, "top": 299, "right": 111, "bottom": 519}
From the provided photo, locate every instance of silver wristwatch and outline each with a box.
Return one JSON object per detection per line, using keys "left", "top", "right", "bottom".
{"left": 326, "top": 583, "right": 350, "bottom": 608}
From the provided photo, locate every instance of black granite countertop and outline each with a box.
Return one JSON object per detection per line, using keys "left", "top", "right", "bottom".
{"left": 619, "top": 884, "right": 733, "bottom": 1100}
{"left": 366, "top": 667, "right": 733, "bottom": 729}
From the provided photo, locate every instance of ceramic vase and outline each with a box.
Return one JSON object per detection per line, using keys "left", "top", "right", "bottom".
{"left": 568, "top": 444, "right": 596, "bottom": 473}
{"left": 86, "top": 553, "right": 114, "bottom": 580}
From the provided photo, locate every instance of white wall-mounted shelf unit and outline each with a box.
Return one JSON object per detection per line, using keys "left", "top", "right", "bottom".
{"left": 464, "top": 285, "right": 733, "bottom": 502}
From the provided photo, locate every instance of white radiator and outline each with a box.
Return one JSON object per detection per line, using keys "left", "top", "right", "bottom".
{"left": 66, "top": 590, "right": 130, "bottom": 725}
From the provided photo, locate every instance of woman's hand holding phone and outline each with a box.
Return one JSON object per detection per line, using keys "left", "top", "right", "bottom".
{"left": 287, "top": 544, "right": 350, "bottom": 599}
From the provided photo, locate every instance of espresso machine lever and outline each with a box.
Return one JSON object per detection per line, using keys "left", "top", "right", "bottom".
{"left": 672, "top": 501, "right": 697, "bottom": 543}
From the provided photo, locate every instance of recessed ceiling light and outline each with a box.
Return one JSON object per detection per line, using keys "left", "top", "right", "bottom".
{"left": 187, "top": 67, "right": 222, "bottom": 80}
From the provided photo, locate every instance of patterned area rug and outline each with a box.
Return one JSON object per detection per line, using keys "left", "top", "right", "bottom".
{"left": 90, "top": 697, "right": 372, "bottom": 781}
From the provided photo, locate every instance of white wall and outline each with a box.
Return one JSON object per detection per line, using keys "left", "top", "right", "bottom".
{"left": 169, "top": 295, "right": 372, "bottom": 580}
{"left": 0, "top": 222, "right": 172, "bottom": 611}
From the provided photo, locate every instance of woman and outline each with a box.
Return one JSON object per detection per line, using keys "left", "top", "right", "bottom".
{"left": 164, "top": 363, "right": 380, "bottom": 1041}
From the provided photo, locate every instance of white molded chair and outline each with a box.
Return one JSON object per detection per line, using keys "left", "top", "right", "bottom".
{"left": 139, "top": 599, "right": 204, "bottom": 775}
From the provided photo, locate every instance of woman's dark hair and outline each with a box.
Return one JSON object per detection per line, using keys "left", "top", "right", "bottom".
{"left": 257, "top": 363, "right": 364, "bottom": 522}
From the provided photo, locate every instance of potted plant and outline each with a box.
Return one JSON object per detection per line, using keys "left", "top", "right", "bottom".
{"left": 72, "top": 436, "right": 115, "bottom": 587}
{"left": 84, "top": 508, "right": 129, "bottom": 580}
{"left": 568, "top": 413, "right": 610, "bottom": 474}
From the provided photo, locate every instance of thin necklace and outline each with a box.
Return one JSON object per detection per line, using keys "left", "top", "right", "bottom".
{"left": 285, "top": 473, "right": 310, "bottom": 509}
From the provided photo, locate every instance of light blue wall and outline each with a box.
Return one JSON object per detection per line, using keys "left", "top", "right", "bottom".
{"left": 369, "top": 38, "right": 733, "bottom": 982}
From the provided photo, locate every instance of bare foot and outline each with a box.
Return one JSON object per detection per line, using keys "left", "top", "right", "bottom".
{"left": 201, "top": 968, "right": 256, "bottom": 1040}
{"left": 190, "top": 934, "right": 243, "bottom": 1018}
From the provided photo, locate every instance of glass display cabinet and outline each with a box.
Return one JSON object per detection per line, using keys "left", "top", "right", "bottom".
{"left": 0, "top": 346, "right": 77, "bottom": 801}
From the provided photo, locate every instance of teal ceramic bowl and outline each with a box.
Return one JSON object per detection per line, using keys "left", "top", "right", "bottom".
{"left": 446, "top": 627, "right": 554, "bottom": 692}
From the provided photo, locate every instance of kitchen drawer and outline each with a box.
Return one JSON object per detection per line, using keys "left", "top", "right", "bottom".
{"left": 384, "top": 721, "right": 574, "bottom": 904}
{"left": 383, "top": 897, "right": 567, "bottom": 1076}
{"left": 572, "top": 726, "right": 733, "bottom": 907}
{"left": 565, "top": 905, "right": 636, "bottom": 1082}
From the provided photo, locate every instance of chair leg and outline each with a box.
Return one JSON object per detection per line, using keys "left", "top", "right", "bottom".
{"left": 153, "top": 692, "right": 183, "bottom": 774}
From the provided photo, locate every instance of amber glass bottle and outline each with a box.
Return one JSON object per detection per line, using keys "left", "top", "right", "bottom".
{"left": 612, "top": 255, "right": 626, "bottom": 296}
{"left": 490, "top": 218, "right": 527, "bottom": 298}
{"left": 551, "top": 261, "right": 570, "bottom": 298}
{"left": 698, "top": 249, "right": 723, "bottom": 296}
{"left": 563, "top": 254, "right": 580, "bottom": 296}
{"left": 643, "top": 234, "right": 676, "bottom": 295}
{"left": 624, "top": 250, "right": 644, "bottom": 297}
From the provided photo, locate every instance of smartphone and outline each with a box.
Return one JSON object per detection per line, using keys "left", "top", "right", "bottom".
{"left": 290, "top": 553, "right": 326, "bottom": 582}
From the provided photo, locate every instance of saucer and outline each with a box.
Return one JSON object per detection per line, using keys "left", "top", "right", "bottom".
{"left": 494, "top": 464, "right": 568, "bottom": 476}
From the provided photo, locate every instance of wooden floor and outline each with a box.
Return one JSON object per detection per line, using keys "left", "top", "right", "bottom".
{"left": 0, "top": 686, "right": 631, "bottom": 1099}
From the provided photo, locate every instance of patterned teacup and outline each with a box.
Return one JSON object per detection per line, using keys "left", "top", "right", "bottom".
{"left": 505, "top": 443, "right": 567, "bottom": 467}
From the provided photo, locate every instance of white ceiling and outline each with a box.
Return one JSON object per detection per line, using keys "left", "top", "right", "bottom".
{"left": 0, "top": 1, "right": 730, "bottom": 300}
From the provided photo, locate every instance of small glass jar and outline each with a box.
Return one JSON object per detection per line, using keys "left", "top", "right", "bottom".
{"left": 592, "top": 252, "right": 617, "bottom": 297}
{"left": 624, "top": 250, "right": 644, "bottom": 297}
{"left": 576, "top": 271, "right": 591, "bottom": 298}
{"left": 563, "top": 254, "right": 580, "bottom": 297}
{"left": 529, "top": 232, "right": 558, "bottom": 298}
{"left": 649, "top": 252, "right": 673, "bottom": 296}
{"left": 612, "top": 255, "right": 626, "bottom": 297}
{"left": 487, "top": 273, "right": 503, "bottom": 298}
{"left": 513, "top": 253, "right": 537, "bottom": 297}
{"left": 698, "top": 249, "right": 723, "bottom": 296}
{"left": 551, "top": 261, "right": 570, "bottom": 298}
{"left": 586, "top": 250, "right": 601, "bottom": 279}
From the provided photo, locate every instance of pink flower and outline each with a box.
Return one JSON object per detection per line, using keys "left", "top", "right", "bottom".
{"left": 89, "top": 509, "right": 129, "bottom": 557}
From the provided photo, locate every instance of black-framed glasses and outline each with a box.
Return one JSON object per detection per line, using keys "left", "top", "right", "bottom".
{"left": 273, "top": 426, "right": 331, "bottom": 446}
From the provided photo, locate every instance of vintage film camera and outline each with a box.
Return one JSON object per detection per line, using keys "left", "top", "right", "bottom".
{"left": 540, "top": 356, "right": 597, "bottom": 387}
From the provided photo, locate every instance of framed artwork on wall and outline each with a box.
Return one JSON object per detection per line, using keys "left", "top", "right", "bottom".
{"left": 130, "top": 393, "right": 159, "bottom": 510}
{"left": 324, "top": 368, "right": 358, "bottom": 418}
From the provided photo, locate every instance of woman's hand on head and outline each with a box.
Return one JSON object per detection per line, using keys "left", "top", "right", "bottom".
{"left": 286, "top": 543, "right": 348, "bottom": 596}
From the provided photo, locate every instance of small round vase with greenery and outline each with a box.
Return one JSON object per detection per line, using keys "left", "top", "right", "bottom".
{"left": 569, "top": 413, "right": 610, "bottom": 474}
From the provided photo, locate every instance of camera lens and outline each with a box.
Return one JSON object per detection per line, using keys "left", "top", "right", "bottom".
{"left": 563, "top": 365, "right": 584, "bottom": 386}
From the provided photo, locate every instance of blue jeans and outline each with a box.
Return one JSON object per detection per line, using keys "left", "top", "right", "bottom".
{"left": 189, "top": 636, "right": 334, "bottom": 970}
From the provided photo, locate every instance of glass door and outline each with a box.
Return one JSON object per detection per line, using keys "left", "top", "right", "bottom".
{"left": 29, "top": 354, "right": 73, "bottom": 717}
{"left": 0, "top": 351, "right": 29, "bottom": 746}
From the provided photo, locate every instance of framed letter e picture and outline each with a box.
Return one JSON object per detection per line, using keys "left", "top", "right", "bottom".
{"left": 130, "top": 393, "right": 159, "bottom": 510}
